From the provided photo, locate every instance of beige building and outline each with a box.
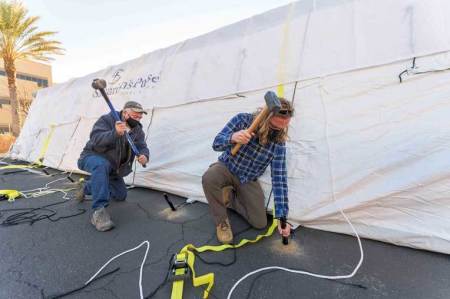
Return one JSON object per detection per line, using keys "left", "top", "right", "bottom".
{"left": 0, "top": 59, "right": 52, "bottom": 133}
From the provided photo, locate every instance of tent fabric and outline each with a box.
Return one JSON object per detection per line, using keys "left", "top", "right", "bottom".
{"left": 10, "top": 0, "right": 450, "bottom": 254}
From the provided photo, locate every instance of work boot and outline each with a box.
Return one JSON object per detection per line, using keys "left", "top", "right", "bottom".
{"left": 75, "top": 179, "right": 85, "bottom": 202}
{"left": 216, "top": 218, "right": 233, "bottom": 244}
{"left": 222, "top": 186, "right": 234, "bottom": 208}
{"left": 91, "top": 207, "right": 114, "bottom": 232}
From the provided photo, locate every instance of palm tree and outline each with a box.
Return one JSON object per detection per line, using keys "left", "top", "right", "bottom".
{"left": 0, "top": 1, "right": 63, "bottom": 136}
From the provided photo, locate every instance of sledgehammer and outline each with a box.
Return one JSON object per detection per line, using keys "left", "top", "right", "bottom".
{"left": 91, "top": 78, "right": 146, "bottom": 167}
{"left": 231, "top": 91, "right": 281, "bottom": 156}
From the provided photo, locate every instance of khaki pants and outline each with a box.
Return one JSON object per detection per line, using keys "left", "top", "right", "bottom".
{"left": 202, "top": 162, "right": 267, "bottom": 228}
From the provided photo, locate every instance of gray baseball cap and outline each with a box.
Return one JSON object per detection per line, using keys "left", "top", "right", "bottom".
{"left": 123, "top": 101, "right": 147, "bottom": 114}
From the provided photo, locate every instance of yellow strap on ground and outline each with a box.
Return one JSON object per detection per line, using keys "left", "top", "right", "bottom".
{"left": 171, "top": 219, "right": 279, "bottom": 299}
{"left": 0, "top": 124, "right": 56, "bottom": 170}
{"left": 0, "top": 190, "right": 21, "bottom": 202}
{"left": 171, "top": 277, "right": 185, "bottom": 299}
{"left": 171, "top": 249, "right": 213, "bottom": 299}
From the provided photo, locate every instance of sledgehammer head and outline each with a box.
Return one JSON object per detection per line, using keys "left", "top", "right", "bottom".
{"left": 264, "top": 91, "right": 282, "bottom": 114}
{"left": 92, "top": 78, "right": 107, "bottom": 90}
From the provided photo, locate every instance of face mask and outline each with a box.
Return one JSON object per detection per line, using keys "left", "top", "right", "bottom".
{"left": 126, "top": 117, "right": 140, "bottom": 128}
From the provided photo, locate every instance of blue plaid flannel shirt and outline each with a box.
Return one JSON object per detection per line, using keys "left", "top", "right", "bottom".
{"left": 213, "top": 113, "right": 289, "bottom": 218}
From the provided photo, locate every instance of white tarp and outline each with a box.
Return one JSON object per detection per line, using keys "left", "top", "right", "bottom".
{"left": 10, "top": 0, "right": 450, "bottom": 254}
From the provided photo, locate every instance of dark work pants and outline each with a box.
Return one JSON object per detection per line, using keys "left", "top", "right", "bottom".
{"left": 202, "top": 162, "right": 267, "bottom": 228}
{"left": 77, "top": 154, "right": 127, "bottom": 210}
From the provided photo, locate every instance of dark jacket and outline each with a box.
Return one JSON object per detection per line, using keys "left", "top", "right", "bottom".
{"left": 79, "top": 111, "right": 150, "bottom": 177}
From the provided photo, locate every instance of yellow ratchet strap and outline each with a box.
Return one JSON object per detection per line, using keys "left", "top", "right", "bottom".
{"left": 0, "top": 190, "right": 21, "bottom": 202}
{"left": 170, "top": 218, "right": 279, "bottom": 299}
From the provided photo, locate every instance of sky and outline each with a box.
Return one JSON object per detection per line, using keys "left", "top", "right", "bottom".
{"left": 23, "top": 0, "right": 295, "bottom": 83}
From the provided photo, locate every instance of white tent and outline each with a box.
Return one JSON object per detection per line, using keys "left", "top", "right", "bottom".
{"left": 10, "top": 0, "right": 450, "bottom": 254}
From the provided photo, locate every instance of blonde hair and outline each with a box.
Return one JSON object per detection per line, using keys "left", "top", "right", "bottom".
{"left": 253, "top": 97, "right": 294, "bottom": 145}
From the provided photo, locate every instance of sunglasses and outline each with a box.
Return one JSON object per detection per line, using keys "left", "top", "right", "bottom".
{"left": 275, "top": 109, "right": 293, "bottom": 117}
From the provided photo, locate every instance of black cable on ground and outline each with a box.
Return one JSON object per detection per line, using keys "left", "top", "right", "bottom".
{"left": 0, "top": 199, "right": 86, "bottom": 226}
{"left": 43, "top": 267, "right": 120, "bottom": 299}
{"left": 144, "top": 258, "right": 172, "bottom": 299}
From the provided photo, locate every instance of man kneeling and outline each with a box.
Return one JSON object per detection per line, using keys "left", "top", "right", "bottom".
{"left": 202, "top": 95, "right": 293, "bottom": 244}
{"left": 77, "top": 101, "right": 149, "bottom": 231}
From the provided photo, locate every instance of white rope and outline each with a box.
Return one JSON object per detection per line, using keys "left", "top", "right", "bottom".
{"left": 227, "top": 81, "right": 364, "bottom": 298}
{"left": 20, "top": 177, "right": 72, "bottom": 199}
{"left": 85, "top": 241, "right": 150, "bottom": 299}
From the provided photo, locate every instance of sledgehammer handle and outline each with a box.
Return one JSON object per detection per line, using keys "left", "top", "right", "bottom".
{"left": 98, "top": 88, "right": 123, "bottom": 125}
{"left": 231, "top": 106, "right": 270, "bottom": 156}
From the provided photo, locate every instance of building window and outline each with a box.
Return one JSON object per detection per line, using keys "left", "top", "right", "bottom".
{"left": 0, "top": 98, "right": 10, "bottom": 105}
{"left": 0, "top": 70, "right": 48, "bottom": 87}
{"left": 0, "top": 125, "right": 10, "bottom": 134}
{"left": 0, "top": 98, "right": 10, "bottom": 109}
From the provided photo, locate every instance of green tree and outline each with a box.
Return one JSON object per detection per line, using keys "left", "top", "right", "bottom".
{"left": 0, "top": 1, "right": 63, "bottom": 136}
